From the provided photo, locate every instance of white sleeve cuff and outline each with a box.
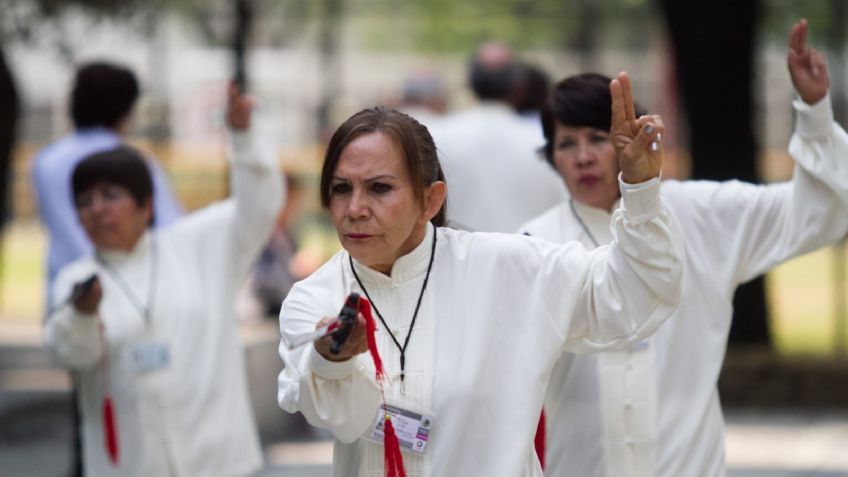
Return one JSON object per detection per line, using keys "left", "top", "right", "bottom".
{"left": 309, "top": 346, "right": 359, "bottom": 380}
{"left": 618, "top": 174, "right": 662, "bottom": 222}
{"left": 794, "top": 91, "right": 833, "bottom": 138}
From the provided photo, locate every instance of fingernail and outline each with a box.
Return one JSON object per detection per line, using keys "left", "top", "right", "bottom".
{"left": 651, "top": 141, "right": 658, "bottom": 152}
{"left": 645, "top": 125, "right": 654, "bottom": 134}
{"left": 656, "top": 133, "right": 662, "bottom": 142}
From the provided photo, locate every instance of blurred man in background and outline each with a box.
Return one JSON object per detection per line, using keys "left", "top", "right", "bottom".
{"left": 397, "top": 67, "right": 449, "bottom": 128}
{"left": 434, "top": 41, "right": 565, "bottom": 233}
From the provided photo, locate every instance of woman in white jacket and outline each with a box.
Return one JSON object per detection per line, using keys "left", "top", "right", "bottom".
{"left": 277, "top": 73, "right": 682, "bottom": 476}
{"left": 522, "top": 19, "right": 848, "bottom": 477}
{"left": 44, "top": 85, "right": 283, "bottom": 476}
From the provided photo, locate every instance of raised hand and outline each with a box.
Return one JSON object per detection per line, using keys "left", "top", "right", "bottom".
{"left": 610, "top": 72, "right": 664, "bottom": 184}
{"left": 226, "top": 81, "right": 254, "bottom": 131}
{"left": 788, "top": 18, "right": 829, "bottom": 105}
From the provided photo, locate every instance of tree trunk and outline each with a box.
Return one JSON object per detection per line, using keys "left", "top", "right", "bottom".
{"left": 317, "top": 0, "right": 343, "bottom": 139}
{"left": 0, "top": 46, "right": 18, "bottom": 229}
{"left": 658, "top": 0, "right": 770, "bottom": 347}
{"left": 0, "top": 44, "right": 19, "bottom": 314}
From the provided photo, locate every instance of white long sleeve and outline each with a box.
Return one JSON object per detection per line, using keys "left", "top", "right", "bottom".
{"left": 278, "top": 282, "right": 383, "bottom": 443}
{"left": 524, "top": 92, "right": 848, "bottom": 477}
{"left": 278, "top": 177, "right": 682, "bottom": 477}
{"left": 42, "top": 130, "right": 282, "bottom": 477}
{"left": 43, "top": 260, "right": 103, "bottom": 370}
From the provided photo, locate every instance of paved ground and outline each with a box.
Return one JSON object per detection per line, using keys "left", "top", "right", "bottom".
{"left": 3, "top": 389, "right": 847, "bottom": 476}
{"left": 256, "top": 410, "right": 848, "bottom": 477}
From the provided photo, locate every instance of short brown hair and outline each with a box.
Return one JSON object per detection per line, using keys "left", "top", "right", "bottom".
{"left": 320, "top": 107, "right": 446, "bottom": 226}
{"left": 72, "top": 146, "right": 154, "bottom": 225}
{"left": 541, "top": 73, "right": 647, "bottom": 166}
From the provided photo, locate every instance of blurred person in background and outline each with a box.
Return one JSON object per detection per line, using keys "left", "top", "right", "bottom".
{"left": 396, "top": 67, "right": 448, "bottom": 128}
{"left": 31, "top": 60, "right": 183, "bottom": 476}
{"left": 510, "top": 62, "right": 551, "bottom": 123}
{"left": 521, "top": 19, "right": 848, "bottom": 477}
{"left": 43, "top": 84, "right": 283, "bottom": 476}
{"left": 433, "top": 41, "right": 565, "bottom": 233}
{"left": 277, "top": 73, "right": 679, "bottom": 475}
{"left": 242, "top": 173, "right": 321, "bottom": 319}
{"left": 33, "top": 61, "right": 183, "bottom": 305}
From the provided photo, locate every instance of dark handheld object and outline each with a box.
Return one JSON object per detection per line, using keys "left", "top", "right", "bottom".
{"left": 68, "top": 274, "right": 98, "bottom": 305}
{"left": 232, "top": 0, "right": 252, "bottom": 92}
{"left": 330, "top": 293, "right": 361, "bottom": 355}
{"left": 233, "top": 71, "right": 247, "bottom": 94}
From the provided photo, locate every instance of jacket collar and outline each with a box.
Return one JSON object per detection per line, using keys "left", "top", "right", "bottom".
{"left": 349, "top": 224, "right": 435, "bottom": 288}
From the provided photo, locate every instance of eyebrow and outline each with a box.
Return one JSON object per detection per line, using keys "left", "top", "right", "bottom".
{"left": 332, "top": 174, "right": 397, "bottom": 182}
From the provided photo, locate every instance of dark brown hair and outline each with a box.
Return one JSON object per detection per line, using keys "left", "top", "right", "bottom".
{"left": 71, "top": 62, "right": 139, "bottom": 129}
{"left": 541, "top": 73, "right": 647, "bottom": 166}
{"left": 320, "top": 107, "right": 446, "bottom": 226}
{"left": 72, "top": 146, "right": 154, "bottom": 225}
{"left": 72, "top": 146, "right": 153, "bottom": 208}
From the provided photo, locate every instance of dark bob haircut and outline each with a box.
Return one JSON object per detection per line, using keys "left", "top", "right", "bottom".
{"left": 71, "top": 62, "right": 140, "bottom": 129}
{"left": 540, "top": 73, "right": 647, "bottom": 166}
{"left": 72, "top": 146, "right": 153, "bottom": 212}
{"left": 319, "top": 107, "right": 447, "bottom": 227}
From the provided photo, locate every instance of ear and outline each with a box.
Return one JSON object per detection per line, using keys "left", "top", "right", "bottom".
{"left": 419, "top": 181, "right": 446, "bottom": 224}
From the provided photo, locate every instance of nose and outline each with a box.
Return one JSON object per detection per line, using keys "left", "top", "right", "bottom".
{"left": 346, "top": 189, "right": 370, "bottom": 220}
{"left": 575, "top": 139, "right": 596, "bottom": 168}
{"left": 87, "top": 194, "right": 108, "bottom": 215}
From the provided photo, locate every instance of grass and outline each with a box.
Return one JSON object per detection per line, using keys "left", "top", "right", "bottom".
{"left": 768, "top": 245, "right": 848, "bottom": 356}
{"left": 1, "top": 220, "right": 846, "bottom": 358}
{"left": 0, "top": 220, "right": 47, "bottom": 321}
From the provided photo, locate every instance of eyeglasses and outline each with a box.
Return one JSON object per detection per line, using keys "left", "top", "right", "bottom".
{"left": 75, "top": 185, "right": 132, "bottom": 211}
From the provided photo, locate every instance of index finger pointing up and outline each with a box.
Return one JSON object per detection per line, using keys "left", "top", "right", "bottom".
{"left": 789, "top": 18, "right": 808, "bottom": 56}
{"left": 610, "top": 77, "right": 626, "bottom": 128}
{"left": 619, "top": 71, "right": 636, "bottom": 121}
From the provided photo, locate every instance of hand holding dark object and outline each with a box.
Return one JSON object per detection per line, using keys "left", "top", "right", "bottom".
{"left": 70, "top": 274, "right": 102, "bottom": 314}
{"left": 314, "top": 294, "right": 369, "bottom": 362}
{"left": 330, "top": 293, "right": 361, "bottom": 354}
{"left": 226, "top": 81, "right": 254, "bottom": 131}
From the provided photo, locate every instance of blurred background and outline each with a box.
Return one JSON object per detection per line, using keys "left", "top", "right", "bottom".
{"left": 0, "top": 0, "right": 847, "bottom": 475}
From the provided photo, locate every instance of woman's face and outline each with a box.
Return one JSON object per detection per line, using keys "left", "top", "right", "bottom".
{"left": 552, "top": 121, "right": 620, "bottom": 211}
{"left": 76, "top": 183, "right": 151, "bottom": 252}
{"left": 329, "top": 131, "right": 432, "bottom": 274}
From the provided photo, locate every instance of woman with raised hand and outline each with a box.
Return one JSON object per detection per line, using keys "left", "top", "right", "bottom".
{"left": 523, "top": 19, "right": 848, "bottom": 477}
{"left": 278, "top": 73, "right": 681, "bottom": 476}
{"left": 44, "top": 84, "right": 283, "bottom": 476}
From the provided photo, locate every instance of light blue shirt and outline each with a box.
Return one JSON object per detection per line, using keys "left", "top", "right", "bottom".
{"left": 33, "top": 128, "right": 183, "bottom": 305}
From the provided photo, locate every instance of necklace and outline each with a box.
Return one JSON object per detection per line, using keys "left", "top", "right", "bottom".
{"left": 96, "top": 235, "right": 158, "bottom": 326}
{"left": 569, "top": 199, "right": 600, "bottom": 248}
{"left": 349, "top": 224, "right": 437, "bottom": 383}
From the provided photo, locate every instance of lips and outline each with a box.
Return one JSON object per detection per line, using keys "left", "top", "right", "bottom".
{"left": 578, "top": 174, "right": 600, "bottom": 187}
{"left": 346, "top": 233, "right": 373, "bottom": 240}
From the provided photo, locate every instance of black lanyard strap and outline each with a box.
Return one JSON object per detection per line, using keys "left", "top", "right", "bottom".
{"left": 569, "top": 199, "right": 600, "bottom": 248}
{"left": 96, "top": 235, "right": 159, "bottom": 326}
{"left": 349, "top": 224, "right": 437, "bottom": 383}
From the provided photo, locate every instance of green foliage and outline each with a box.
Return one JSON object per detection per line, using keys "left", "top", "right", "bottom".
{"left": 340, "top": 0, "right": 656, "bottom": 54}
{"left": 1, "top": 0, "right": 157, "bottom": 45}
{"left": 761, "top": 0, "right": 846, "bottom": 45}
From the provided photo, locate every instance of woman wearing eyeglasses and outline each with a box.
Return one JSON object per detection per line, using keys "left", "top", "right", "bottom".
{"left": 44, "top": 84, "right": 283, "bottom": 477}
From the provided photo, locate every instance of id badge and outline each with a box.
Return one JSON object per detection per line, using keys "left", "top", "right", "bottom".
{"left": 132, "top": 343, "right": 170, "bottom": 373}
{"left": 369, "top": 404, "right": 433, "bottom": 455}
